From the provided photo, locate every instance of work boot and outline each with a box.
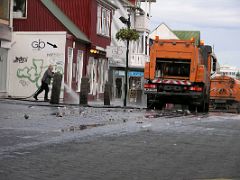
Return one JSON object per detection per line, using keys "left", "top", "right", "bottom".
{"left": 33, "top": 95, "right": 38, "bottom": 100}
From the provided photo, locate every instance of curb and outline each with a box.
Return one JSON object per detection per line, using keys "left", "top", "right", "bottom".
{"left": 0, "top": 98, "right": 145, "bottom": 110}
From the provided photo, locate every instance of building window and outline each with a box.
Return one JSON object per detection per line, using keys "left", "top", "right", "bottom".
{"left": 97, "top": 5, "right": 111, "bottom": 37}
{"left": 67, "top": 47, "right": 73, "bottom": 90}
{"left": 76, "top": 50, "right": 84, "bottom": 92}
{"left": 0, "top": 0, "right": 10, "bottom": 20}
{"left": 13, "top": 0, "right": 27, "bottom": 18}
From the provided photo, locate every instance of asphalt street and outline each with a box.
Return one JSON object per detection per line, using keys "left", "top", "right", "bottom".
{"left": 0, "top": 99, "right": 240, "bottom": 180}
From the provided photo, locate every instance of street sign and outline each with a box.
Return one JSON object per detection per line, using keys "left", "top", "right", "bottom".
{"left": 106, "top": 46, "right": 126, "bottom": 59}
{"left": 128, "top": 71, "right": 144, "bottom": 77}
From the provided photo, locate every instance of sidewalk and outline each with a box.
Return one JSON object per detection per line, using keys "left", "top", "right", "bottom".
{"left": 0, "top": 97, "right": 147, "bottom": 109}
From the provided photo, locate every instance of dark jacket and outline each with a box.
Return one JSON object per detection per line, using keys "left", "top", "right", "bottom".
{"left": 41, "top": 69, "right": 54, "bottom": 85}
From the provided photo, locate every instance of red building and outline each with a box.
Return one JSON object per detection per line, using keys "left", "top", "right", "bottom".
{"left": 13, "top": 0, "right": 117, "bottom": 101}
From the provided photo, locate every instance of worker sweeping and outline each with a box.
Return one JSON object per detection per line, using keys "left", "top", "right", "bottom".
{"left": 34, "top": 65, "right": 54, "bottom": 101}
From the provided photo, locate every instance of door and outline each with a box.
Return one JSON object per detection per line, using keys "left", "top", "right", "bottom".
{"left": 115, "top": 77, "right": 123, "bottom": 99}
{"left": 0, "top": 48, "right": 8, "bottom": 92}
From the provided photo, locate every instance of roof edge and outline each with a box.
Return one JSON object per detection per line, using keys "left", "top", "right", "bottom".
{"left": 41, "top": 0, "right": 91, "bottom": 44}
{"left": 97, "top": 0, "right": 119, "bottom": 9}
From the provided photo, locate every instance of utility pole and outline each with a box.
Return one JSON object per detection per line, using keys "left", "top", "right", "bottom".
{"left": 118, "top": 12, "right": 139, "bottom": 106}
{"left": 123, "top": 14, "right": 130, "bottom": 107}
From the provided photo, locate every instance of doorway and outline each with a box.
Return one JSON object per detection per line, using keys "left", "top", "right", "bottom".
{"left": 115, "top": 77, "right": 123, "bottom": 99}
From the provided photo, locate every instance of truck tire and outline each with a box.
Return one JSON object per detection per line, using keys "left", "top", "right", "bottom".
{"left": 197, "top": 91, "right": 209, "bottom": 113}
{"left": 155, "top": 103, "right": 165, "bottom": 110}
{"left": 147, "top": 99, "right": 154, "bottom": 109}
{"left": 237, "top": 103, "right": 240, "bottom": 114}
{"left": 189, "top": 105, "right": 196, "bottom": 113}
{"left": 197, "top": 102, "right": 209, "bottom": 113}
{"left": 197, "top": 105, "right": 204, "bottom": 112}
{"left": 204, "top": 102, "right": 209, "bottom": 112}
{"left": 204, "top": 93, "right": 210, "bottom": 113}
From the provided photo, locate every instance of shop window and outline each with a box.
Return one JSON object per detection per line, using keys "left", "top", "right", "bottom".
{"left": 129, "top": 76, "right": 142, "bottom": 90}
{"left": 67, "top": 47, "right": 73, "bottom": 90}
{"left": 76, "top": 50, "right": 84, "bottom": 92}
{"left": 87, "top": 57, "right": 94, "bottom": 95}
{"left": 97, "top": 5, "right": 111, "bottom": 37}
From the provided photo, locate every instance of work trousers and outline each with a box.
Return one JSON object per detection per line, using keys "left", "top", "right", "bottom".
{"left": 35, "top": 82, "right": 49, "bottom": 100}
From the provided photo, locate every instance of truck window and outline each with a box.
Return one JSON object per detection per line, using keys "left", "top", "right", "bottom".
{"left": 156, "top": 58, "right": 190, "bottom": 78}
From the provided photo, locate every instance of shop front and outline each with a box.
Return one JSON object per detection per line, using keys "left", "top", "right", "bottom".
{"left": 112, "top": 70, "right": 125, "bottom": 99}
{"left": 86, "top": 51, "right": 109, "bottom": 100}
{"left": 128, "top": 71, "right": 144, "bottom": 103}
{"left": 111, "top": 69, "right": 144, "bottom": 103}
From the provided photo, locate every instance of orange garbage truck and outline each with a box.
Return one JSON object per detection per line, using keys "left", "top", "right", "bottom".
{"left": 144, "top": 36, "right": 217, "bottom": 112}
{"left": 210, "top": 75, "right": 240, "bottom": 113}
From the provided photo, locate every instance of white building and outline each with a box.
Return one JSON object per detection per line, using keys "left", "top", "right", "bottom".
{"left": 149, "top": 23, "right": 179, "bottom": 40}
{"left": 108, "top": 0, "right": 156, "bottom": 100}
{"left": 218, "top": 64, "right": 240, "bottom": 78}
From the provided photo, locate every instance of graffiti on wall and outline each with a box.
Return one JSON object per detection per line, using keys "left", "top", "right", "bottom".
{"left": 13, "top": 56, "right": 28, "bottom": 63}
{"left": 47, "top": 53, "right": 64, "bottom": 74}
{"left": 9, "top": 32, "right": 67, "bottom": 97}
{"left": 17, "top": 59, "right": 45, "bottom": 88}
{"left": 16, "top": 57, "right": 64, "bottom": 88}
{"left": 19, "top": 79, "right": 30, "bottom": 87}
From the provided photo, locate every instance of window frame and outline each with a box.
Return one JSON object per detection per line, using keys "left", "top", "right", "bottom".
{"left": 13, "top": 0, "right": 27, "bottom": 19}
{"left": 0, "top": 0, "right": 10, "bottom": 21}
{"left": 97, "top": 4, "right": 111, "bottom": 37}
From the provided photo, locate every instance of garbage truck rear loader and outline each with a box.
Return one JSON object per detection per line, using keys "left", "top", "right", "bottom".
{"left": 210, "top": 75, "right": 240, "bottom": 113}
{"left": 144, "top": 36, "right": 217, "bottom": 112}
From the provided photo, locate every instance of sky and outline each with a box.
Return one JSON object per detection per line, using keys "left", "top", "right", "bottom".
{"left": 148, "top": 0, "right": 240, "bottom": 68}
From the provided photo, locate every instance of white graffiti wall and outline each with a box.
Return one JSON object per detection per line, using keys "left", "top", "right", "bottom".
{"left": 9, "top": 32, "right": 66, "bottom": 98}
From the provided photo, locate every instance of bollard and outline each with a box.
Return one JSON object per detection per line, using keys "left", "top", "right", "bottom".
{"left": 104, "top": 82, "right": 111, "bottom": 105}
{"left": 50, "top": 72, "right": 62, "bottom": 104}
{"left": 79, "top": 77, "right": 89, "bottom": 106}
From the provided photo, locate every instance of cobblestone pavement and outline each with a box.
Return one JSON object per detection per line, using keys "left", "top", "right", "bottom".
{"left": 0, "top": 99, "right": 240, "bottom": 179}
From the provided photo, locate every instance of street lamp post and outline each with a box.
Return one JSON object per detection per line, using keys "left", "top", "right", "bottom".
{"left": 120, "top": 14, "right": 131, "bottom": 107}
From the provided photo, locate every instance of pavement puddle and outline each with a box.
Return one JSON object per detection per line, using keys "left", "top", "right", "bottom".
{"left": 13, "top": 151, "right": 31, "bottom": 155}
{"left": 61, "top": 123, "right": 105, "bottom": 132}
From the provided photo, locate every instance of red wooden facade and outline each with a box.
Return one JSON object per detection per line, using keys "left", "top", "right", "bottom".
{"left": 52, "top": 0, "right": 111, "bottom": 49}
{"left": 128, "top": 0, "right": 137, "bottom": 5}
{"left": 13, "top": 0, "right": 116, "bottom": 101}
{"left": 13, "top": 0, "right": 112, "bottom": 48}
{"left": 13, "top": 0, "right": 66, "bottom": 32}
{"left": 53, "top": 0, "right": 91, "bottom": 37}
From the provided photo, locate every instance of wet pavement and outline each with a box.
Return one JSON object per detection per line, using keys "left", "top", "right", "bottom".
{"left": 0, "top": 99, "right": 240, "bottom": 179}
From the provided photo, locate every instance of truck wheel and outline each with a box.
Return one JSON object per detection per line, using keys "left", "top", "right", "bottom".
{"left": 237, "top": 103, "right": 240, "bottom": 114}
{"left": 198, "top": 94, "right": 209, "bottom": 113}
{"left": 197, "top": 104, "right": 204, "bottom": 113}
{"left": 204, "top": 103, "right": 209, "bottom": 112}
{"left": 155, "top": 103, "right": 165, "bottom": 110}
{"left": 189, "top": 105, "right": 196, "bottom": 113}
{"left": 147, "top": 100, "right": 155, "bottom": 109}
{"left": 197, "top": 102, "right": 209, "bottom": 113}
